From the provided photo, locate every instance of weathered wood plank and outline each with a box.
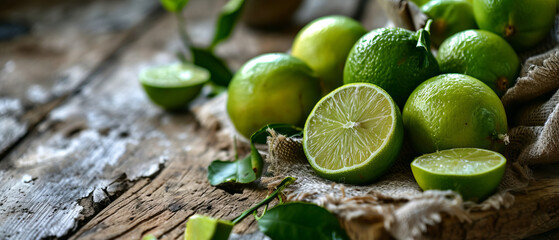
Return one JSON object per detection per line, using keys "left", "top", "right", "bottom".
{"left": 1, "top": 0, "right": 313, "bottom": 238}
{"left": 0, "top": 0, "right": 161, "bottom": 155}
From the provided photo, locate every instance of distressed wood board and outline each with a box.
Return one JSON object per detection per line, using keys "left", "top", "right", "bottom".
{"left": 0, "top": 0, "right": 162, "bottom": 156}
{"left": 1, "top": 0, "right": 559, "bottom": 239}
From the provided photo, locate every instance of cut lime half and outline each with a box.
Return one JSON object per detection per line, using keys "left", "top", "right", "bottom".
{"left": 140, "top": 63, "right": 210, "bottom": 110}
{"left": 184, "top": 214, "right": 233, "bottom": 240}
{"left": 411, "top": 148, "right": 506, "bottom": 202}
{"left": 303, "top": 83, "right": 404, "bottom": 184}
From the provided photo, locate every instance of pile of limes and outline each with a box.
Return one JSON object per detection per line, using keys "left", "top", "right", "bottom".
{"left": 141, "top": 1, "right": 556, "bottom": 202}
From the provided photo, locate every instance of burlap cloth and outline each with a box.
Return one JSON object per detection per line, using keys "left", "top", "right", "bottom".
{"left": 258, "top": 3, "right": 559, "bottom": 239}
{"left": 192, "top": 2, "right": 559, "bottom": 239}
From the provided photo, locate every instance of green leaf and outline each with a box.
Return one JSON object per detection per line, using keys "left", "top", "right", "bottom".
{"left": 416, "top": 19, "right": 433, "bottom": 68}
{"left": 258, "top": 202, "right": 350, "bottom": 240}
{"left": 190, "top": 46, "right": 233, "bottom": 87}
{"left": 160, "top": 0, "right": 190, "bottom": 13}
{"left": 210, "top": 0, "right": 246, "bottom": 50}
{"left": 207, "top": 124, "right": 302, "bottom": 186}
{"left": 184, "top": 215, "right": 233, "bottom": 240}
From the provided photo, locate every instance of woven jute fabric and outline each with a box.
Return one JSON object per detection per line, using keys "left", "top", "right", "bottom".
{"left": 260, "top": 2, "right": 559, "bottom": 238}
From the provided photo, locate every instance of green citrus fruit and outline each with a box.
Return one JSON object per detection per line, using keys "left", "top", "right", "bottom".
{"left": 403, "top": 74, "right": 508, "bottom": 154}
{"left": 437, "top": 29, "right": 519, "bottom": 96}
{"left": 140, "top": 63, "right": 210, "bottom": 110}
{"left": 227, "top": 53, "right": 321, "bottom": 139}
{"left": 303, "top": 83, "right": 404, "bottom": 184}
{"left": 473, "top": 0, "right": 556, "bottom": 51}
{"left": 184, "top": 214, "right": 233, "bottom": 240}
{"left": 411, "top": 148, "right": 506, "bottom": 202}
{"left": 421, "top": 0, "right": 478, "bottom": 47}
{"left": 343, "top": 26, "right": 439, "bottom": 107}
{"left": 291, "top": 15, "right": 367, "bottom": 95}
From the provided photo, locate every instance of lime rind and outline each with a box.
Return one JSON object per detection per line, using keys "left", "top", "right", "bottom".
{"left": 140, "top": 63, "right": 209, "bottom": 88}
{"left": 303, "top": 83, "right": 403, "bottom": 184}
{"left": 411, "top": 148, "right": 507, "bottom": 201}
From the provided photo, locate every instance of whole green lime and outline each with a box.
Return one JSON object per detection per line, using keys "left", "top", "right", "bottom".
{"left": 343, "top": 26, "right": 439, "bottom": 107}
{"left": 403, "top": 74, "right": 508, "bottom": 154}
{"left": 437, "top": 29, "right": 519, "bottom": 96}
{"left": 473, "top": 0, "right": 556, "bottom": 51}
{"left": 421, "top": 0, "right": 478, "bottom": 47}
{"left": 140, "top": 63, "right": 209, "bottom": 110}
{"left": 292, "top": 15, "right": 367, "bottom": 95}
{"left": 227, "top": 53, "right": 322, "bottom": 139}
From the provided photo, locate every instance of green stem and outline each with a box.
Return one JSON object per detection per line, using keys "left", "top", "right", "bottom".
{"left": 175, "top": 12, "right": 192, "bottom": 53}
{"left": 231, "top": 177, "right": 296, "bottom": 224}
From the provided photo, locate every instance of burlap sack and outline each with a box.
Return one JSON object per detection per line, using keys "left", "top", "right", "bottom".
{"left": 260, "top": 2, "right": 559, "bottom": 239}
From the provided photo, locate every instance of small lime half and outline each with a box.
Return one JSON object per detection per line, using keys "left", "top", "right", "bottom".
{"left": 303, "top": 83, "right": 404, "bottom": 184}
{"left": 411, "top": 148, "right": 506, "bottom": 202}
{"left": 184, "top": 214, "right": 233, "bottom": 240}
{"left": 140, "top": 63, "right": 210, "bottom": 110}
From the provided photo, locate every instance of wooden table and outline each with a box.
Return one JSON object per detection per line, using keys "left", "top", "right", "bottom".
{"left": 1, "top": 0, "right": 558, "bottom": 239}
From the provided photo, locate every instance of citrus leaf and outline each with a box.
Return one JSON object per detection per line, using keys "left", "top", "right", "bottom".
{"left": 257, "top": 202, "right": 350, "bottom": 240}
{"left": 416, "top": 19, "right": 433, "bottom": 67}
{"left": 207, "top": 124, "right": 302, "bottom": 186}
{"left": 190, "top": 46, "right": 233, "bottom": 87}
{"left": 210, "top": 0, "right": 246, "bottom": 50}
{"left": 160, "top": 0, "right": 189, "bottom": 13}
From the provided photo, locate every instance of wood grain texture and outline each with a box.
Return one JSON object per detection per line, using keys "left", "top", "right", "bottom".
{"left": 0, "top": 0, "right": 160, "bottom": 155}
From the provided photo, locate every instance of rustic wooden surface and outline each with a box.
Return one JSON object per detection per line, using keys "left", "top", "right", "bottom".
{"left": 1, "top": 0, "right": 559, "bottom": 239}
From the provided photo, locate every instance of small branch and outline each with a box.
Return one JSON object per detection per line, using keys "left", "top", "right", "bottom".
{"left": 231, "top": 177, "right": 296, "bottom": 224}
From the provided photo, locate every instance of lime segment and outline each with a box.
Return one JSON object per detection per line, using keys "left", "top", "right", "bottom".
{"left": 303, "top": 83, "right": 403, "bottom": 184}
{"left": 411, "top": 148, "right": 506, "bottom": 202}
{"left": 140, "top": 63, "right": 210, "bottom": 110}
{"left": 184, "top": 214, "right": 233, "bottom": 240}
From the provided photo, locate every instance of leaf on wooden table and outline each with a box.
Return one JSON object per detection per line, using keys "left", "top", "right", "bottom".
{"left": 208, "top": 124, "right": 302, "bottom": 186}
{"left": 257, "top": 202, "right": 350, "bottom": 240}
{"left": 190, "top": 46, "right": 233, "bottom": 87}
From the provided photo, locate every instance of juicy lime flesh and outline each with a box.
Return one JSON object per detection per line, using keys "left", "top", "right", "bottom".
{"left": 411, "top": 148, "right": 506, "bottom": 201}
{"left": 306, "top": 85, "right": 393, "bottom": 170}
{"left": 304, "top": 83, "right": 403, "bottom": 184}
{"left": 413, "top": 148, "right": 505, "bottom": 175}
{"left": 141, "top": 63, "right": 209, "bottom": 87}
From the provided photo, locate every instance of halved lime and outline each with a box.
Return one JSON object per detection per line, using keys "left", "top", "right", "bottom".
{"left": 303, "top": 83, "right": 404, "bottom": 184}
{"left": 184, "top": 214, "right": 233, "bottom": 240}
{"left": 411, "top": 148, "right": 506, "bottom": 202}
{"left": 140, "top": 63, "right": 210, "bottom": 110}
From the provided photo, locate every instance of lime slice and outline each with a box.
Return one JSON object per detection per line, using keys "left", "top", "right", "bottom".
{"left": 184, "top": 214, "right": 233, "bottom": 240}
{"left": 140, "top": 63, "right": 210, "bottom": 110}
{"left": 303, "top": 83, "right": 404, "bottom": 184}
{"left": 411, "top": 148, "right": 506, "bottom": 202}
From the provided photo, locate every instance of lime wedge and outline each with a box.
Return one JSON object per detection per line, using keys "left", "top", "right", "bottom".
{"left": 411, "top": 148, "right": 506, "bottom": 202}
{"left": 303, "top": 83, "right": 404, "bottom": 184}
{"left": 140, "top": 63, "right": 210, "bottom": 110}
{"left": 184, "top": 214, "right": 233, "bottom": 240}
